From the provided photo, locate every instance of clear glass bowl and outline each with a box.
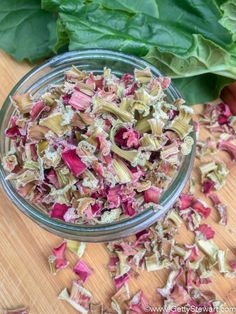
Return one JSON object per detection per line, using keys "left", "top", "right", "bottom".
{"left": 0, "top": 50, "right": 195, "bottom": 242}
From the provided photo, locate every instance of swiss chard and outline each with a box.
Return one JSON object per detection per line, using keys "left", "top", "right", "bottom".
{"left": 0, "top": 0, "right": 235, "bottom": 104}
{"left": 0, "top": 0, "right": 57, "bottom": 62}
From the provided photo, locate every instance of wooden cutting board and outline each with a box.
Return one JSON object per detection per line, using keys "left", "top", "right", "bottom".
{"left": 0, "top": 50, "right": 236, "bottom": 313}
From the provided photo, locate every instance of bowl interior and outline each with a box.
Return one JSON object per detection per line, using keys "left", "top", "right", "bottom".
{"left": 0, "top": 50, "right": 195, "bottom": 240}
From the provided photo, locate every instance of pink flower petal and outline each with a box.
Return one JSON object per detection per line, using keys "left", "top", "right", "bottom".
{"left": 217, "top": 102, "right": 231, "bottom": 125}
{"left": 30, "top": 101, "right": 50, "bottom": 121}
{"left": 50, "top": 203, "right": 70, "bottom": 221}
{"left": 63, "top": 207, "right": 79, "bottom": 223}
{"left": 107, "top": 187, "right": 121, "bottom": 209}
{"left": 123, "top": 129, "right": 140, "bottom": 148}
{"left": 179, "top": 194, "right": 194, "bottom": 210}
{"left": 135, "top": 229, "right": 151, "bottom": 243}
{"left": 195, "top": 224, "right": 215, "bottom": 240}
{"left": 62, "top": 149, "right": 87, "bottom": 177}
{"left": 113, "top": 273, "right": 129, "bottom": 290}
{"left": 229, "top": 260, "right": 236, "bottom": 270}
{"left": 46, "top": 169, "right": 59, "bottom": 189}
{"left": 168, "top": 109, "right": 179, "bottom": 120}
{"left": 29, "top": 144, "right": 38, "bottom": 161}
{"left": 86, "top": 73, "right": 103, "bottom": 90}
{"left": 185, "top": 244, "right": 199, "bottom": 262}
{"left": 125, "top": 82, "right": 138, "bottom": 96}
{"left": 158, "top": 76, "right": 171, "bottom": 89}
{"left": 92, "top": 162, "right": 105, "bottom": 177}
{"left": 62, "top": 93, "right": 72, "bottom": 105}
{"left": 144, "top": 186, "right": 162, "bottom": 204}
{"left": 52, "top": 241, "right": 69, "bottom": 270}
{"left": 209, "top": 193, "right": 227, "bottom": 225}
{"left": 130, "top": 167, "right": 145, "bottom": 183}
{"left": 218, "top": 140, "right": 236, "bottom": 161}
{"left": 115, "top": 242, "right": 138, "bottom": 256}
{"left": 170, "top": 284, "right": 190, "bottom": 306}
{"left": 108, "top": 255, "right": 119, "bottom": 272}
{"left": 73, "top": 260, "right": 93, "bottom": 282}
{"left": 192, "top": 200, "right": 211, "bottom": 218}
{"left": 158, "top": 269, "right": 183, "bottom": 298}
{"left": 91, "top": 202, "right": 103, "bottom": 216}
{"left": 121, "top": 73, "right": 133, "bottom": 87}
{"left": 202, "top": 179, "right": 215, "bottom": 195}
{"left": 218, "top": 115, "right": 229, "bottom": 125}
{"left": 96, "top": 134, "right": 111, "bottom": 156}
{"left": 186, "top": 269, "right": 194, "bottom": 290}
{"left": 69, "top": 280, "right": 92, "bottom": 310}
{"left": 128, "top": 290, "right": 149, "bottom": 313}
{"left": 122, "top": 200, "right": 136, "bottom": 217}
{"left": 5, "top": 126, "right": 20, "bottom": 139}
{"left": 68, "top": 90, "right": 92, "bottom": 111}
{"left": 114, "top": 127, "right": 129, "bottom": 148}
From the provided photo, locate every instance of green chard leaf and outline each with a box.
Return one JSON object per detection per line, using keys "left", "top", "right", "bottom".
{"left": 0, "top": 0, "right": 235, "bottom": 105}
{"left": 144, "top": 33, "right": 236, "bottom": 104}
{"left": 96, "top": 0, "right": 159, "bottom": 18}
{"left": 41, "top": 0, "right": 86, "bottom": 13}
{"left": 144, "top": 35, "right": 236, "bottom": 79}
{"left": 173, "top": 74, "right": 234, "bottom": 105}
{"left": 0, "top": 0, "right": 57, "bottom": 62}
{"left": 53, "top": 17, "right": 70, "bottom": 52}
{"left": 42, "top": 0, "right": 159, "bottom": 17}
{"left": 219, "top": 0, "right": 236, "bottom": 41}
{"left": 155, "top": 0, "right": 233, "bottom": 49}
{"left": 58, "top": 3, "right": 193, "bottom": 56}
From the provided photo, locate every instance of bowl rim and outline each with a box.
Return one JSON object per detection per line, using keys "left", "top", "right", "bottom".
{"left": 0, "top": 49, "right": 196, "bottom": 238}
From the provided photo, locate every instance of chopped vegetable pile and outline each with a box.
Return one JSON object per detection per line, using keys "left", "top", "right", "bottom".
{"left": 43, "top": 101, "right": 236, "bottom": 313}
{"left": 2, "top": 67, "right": 194, "bottom": 224}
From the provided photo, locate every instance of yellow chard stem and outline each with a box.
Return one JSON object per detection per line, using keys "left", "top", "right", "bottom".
{"left": 161, "top": 142, "right": 179, "bottom": 164}
{"left": 12, "top": 93, "right": 32, "bottom": 114}
{"left": 148, "top": 117, "right": 164, "bottom": 136}
{"left": 112, "top": 158, "right": 132, "bottom": 184}
{"left": 135, "top": 116, "right": 151, "bottom": 133}
{"left": 140, "top": 134, "right": 161, "bottom": 151}
{"left": 168, "top": 106, "right": 193, "bottom": 139}
{"left": 78, "top": 112, "right": 94, "bottom": 125}
{"left": 48, "top": 255, "right": 57, "bottom": 275}
{"left": 119, "top": 97, "right": 134, "bottom": 111}
{"left": 134, "top": 67, "right": 152, "bottom": 83}
{"left": 110, "top": 121, "right": 150, "bottom": 166}
{"left": 111, "top": 143, "right": 138, "bottom": 164}
{"left": 39, "top": 113, "right": 69, "bottom": 136}
{"left": 93, "top": 97, "right": 134, "bottom": 122}
{"left": 76, "top": 81, "right": 95, "bottom": 96}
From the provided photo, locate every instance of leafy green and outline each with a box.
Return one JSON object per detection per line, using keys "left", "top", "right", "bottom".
{"left": 42, "top": 0, "right": 160, "bottom": 18}
{"left": 155, "top": 0, "right": 233, "bottom": 49}
{"left": 0, "top": 0, "right": 235, "bottom": 104}
{"left": 58, "top": 3, "right": 193, "bottom": 56}
{"left": 49, "top": 0, "right": 236, "bottom": 104}
{"left": 0, "top": 0, "right": 57, "bottom": 62}
{"left": 53, "top": 17, "right": 69, "bottom": 52}
{"left": 49, "top": 0, "right": 234, "bottom": 56}
{"left": 219, "top": 0, "right": 236, "bottom": 41}
{"left": 144, "top": 35, "right": 236, "bottom": 79}
{"left": 173, "top": 75, "right": 234, "bottom": 104}
{"left": 96, "top": 0, "right": 159, "bottom": 18}
{"left": 41, "top": 0, "right": 85, "bottom": 13}
{"left": 145, "top": 34, "right": 236, "bottom": 104}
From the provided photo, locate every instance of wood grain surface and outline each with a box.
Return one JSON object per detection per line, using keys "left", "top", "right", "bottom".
{"left": 0, "top": 50, "right": 236, "bottom": 313}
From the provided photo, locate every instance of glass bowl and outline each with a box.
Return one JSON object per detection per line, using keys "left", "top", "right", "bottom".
{"left": 0, "top": 49, "right": 195, "bottom": 242}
